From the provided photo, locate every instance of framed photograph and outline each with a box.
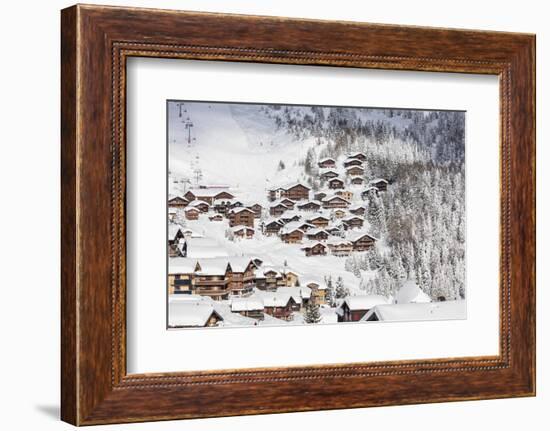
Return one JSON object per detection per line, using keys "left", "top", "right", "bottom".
{"left": 61, "top": 4, "right": 536, "bottom": 425}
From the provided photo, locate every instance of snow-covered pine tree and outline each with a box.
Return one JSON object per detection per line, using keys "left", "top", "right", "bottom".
{"left": 335, "top": 276, "right": 349, "bottom": 299}
{"left": 304, "top": 301, "right": 322, "bottom": 324}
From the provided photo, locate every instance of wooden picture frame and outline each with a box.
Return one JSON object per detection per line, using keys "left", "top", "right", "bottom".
{"left": 61, "top": 4, "right": 536, "bottom": 425}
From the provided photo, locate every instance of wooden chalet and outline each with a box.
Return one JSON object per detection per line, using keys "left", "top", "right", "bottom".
{"left": 346, "top": 166, "right": 364, "bottom": 176}
{"left": 268, "top": 183, "right": 310, "bottom": 202}
{"left": 349, "top": 205, "right": 366, "bottom": 216}
{"left": 327, "top": 237, "right": 353, "bottom": 256}
{"left": 187, "top": 200, "right": 210, "bottom": 213}
{"left": 306, "top": 228, "right": 329, "bottom": 241}
{"left": 263, "top": 219, "right": 284, "bottom": 236}
{"left": 282, "top": 183, "right": 310, "bottom": 201}
{"left": 338, "top": 295, "right": 389, "bottom": 322}
{"left": 307, "top": 215, "right": 330, "bottom": 228}
{"left": 322, "top": 195, "right": 350, "bottom": 209}
{"left": 230, "top": 298, "right": 264, "bottom": 320}
{"left": 305, "top": 281, "right": 327, "bottom": 305}
{"left": 320, "top": 169, "right": 339, "bottom": 180}
{"left": 267, "top": 186, "right": 286, "bottom": 202}
{"left": 193, "top": 260, "right": 232, "bottom": 300}
{"left": 328, "top": 177, "right": 345, "bottom": 189}
{"left": 348, "top": 232, "right": 377, "bottom": 251}
{"left": 228, "top": 207, "right": 255, "bottom": 227}
{"left": 336, "top": 190, "right": 354, "bottom": 201}
{"left": 282, "top": 270, "right": 300, "bottom": 287}
{"left": 262, "top": 294, "right": 298, "bottom": 320}
{"left": 350, "top": 175, "right": 364, "bottom": 185}
{"left": 348, "top": 152, "right": 367, "bottom": 161}
{"left": 318, "top": 157, "right": 336, "bottom": 169}
{"left": 343, "top": 158, "right": 363, "bottom": 168}
{"left": 168, "top": 302, "right": 224, "bottom": 328}
{"left": 333, "top": 209, "right": 346, "bottom": 218}
{"left": 369, "top": 178, "right": 389, "bottom": 191}
{"left": 343, "top": 215, "right": 364, "bottom": 230}
{"left": 247, "top": 203, "right": 263, "bottom": 218}
{"left": 260, "top": 268, "right": 285, "bottom": 291}
{"left": 301, "top": 241, "right": 327, "bottom": 257}
{"left": 184, "top": 207, "right": 200, "bottom": 220}
{"left": 168, "top": 259, "right": 197, "bottom": 295}
{"left": 227, "top": 258, "right": 256, "bottom": 296}
{"left": 168, "top": 196, "right": 189, "bottom": 208}
{"left": 184, "top": 189, "right": 235, "bottom": 205}
{"left": 325, "top": 225, "right": 344, "bottom": 236}
{"left": 232, "top": 225, "right": 255, "bottom": 239}
{"left": 297, "top": 200, "right": 322, "bottom": 212}
{"left": 269, "top": 202, "right": 290, "bottom": 217}
{"left": 281, "top": 228, "right": 304, "bottom": 244}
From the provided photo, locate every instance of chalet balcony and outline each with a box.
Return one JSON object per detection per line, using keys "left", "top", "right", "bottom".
{"left": 195, "top": 279, "right": 229, "bottom": 286}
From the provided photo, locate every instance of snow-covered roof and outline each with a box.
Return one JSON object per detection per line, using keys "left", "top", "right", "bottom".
{"left": 346, "top": 165, "right": 364, "bottom": 172}
{"left": 369, "top": 178, "right": 389, "bottom": 184}
{"left": 307, "top": 227, "right": 329, "bottom": 236}
{"left": 195, "top": 258, "right": 231, "bottom": 275}
{"left": 326, "top": 236, "right": 352, "bottom": 246}
{"left": 347, "top": 152, "right": 366, "bottom": 158}
{"left": 168, "top": 302, "right": 222, "bottom": 327}
{"left": 350, "top": 175, "right": 364, "bottom": 180}
{"left": 168, "top": 195, "right": 188, "bottom": 202}
{"left": 269, "top": 182, "right": 310, "bottom": 192}
{"left": 347, "top": 231, "right": 378, "bottom": 242}
{"left": 343, "top": 215, "right": 363, "bottom": 222}
{"left": 278, "top": 286, "right": 312, "bottom": 301}
{"left": 258, "top": 292, "right": 293, "bottom": 307}
{"left": 186, "top": 188, "right": 234, "bottom": 198}
{"left": 307, "top": 214, "right": 330, "bottom": 222}
{"left": 362, "top": 300, "right": 466, "bottom": 322}
{"left": 187, "top": 199, "right": 210, "bottom": 208}
{"left": 280, "top": 227, "right": 304, "bottom": 236}
{"left": 322, "top": 194, "right": 350, "bottom": 203}
{"left": 230, "top": 207, "right": 255, "bottom": 214}
{"left": 185, "top": 207, "right": 201, "bottom": 213}
{"left": 231, "top": 297, "right": 264, "bottom": 312}
{"left": 343, "top": 295, "right": 390, "bottom": 310}
{"left": 297, "top": 200, "right": 321, "bottom": 207}
{"left": 319, "top": 157, "right": 336, "bottom": 163}
{"left": 263, "top": 217, "right": 284, "bottom": 226}
{"left": 300, "top": 240, "right": 327, "bottom": 250}
{"left": 349, "top": 204, "right": 365, "bottom": 211}
{"left": 227, "top": 257, "right": 255, "bottom": 273}
{"left": 320, "top": 168, "right": 339, "bottom": 175}
{"left": 344, "top": 157, "right": 364, "bottom": 164}
{"left": 394, "top": 280, "right": 431, "bottom": 304}
{"left": 168, "top": 257, "right": 197, "bottom": 274}
{"left": 283, "top": 221, "right": 314, "bottom": 231}
{"left": 232, "top": 225, "right": 254, "bottom": 233}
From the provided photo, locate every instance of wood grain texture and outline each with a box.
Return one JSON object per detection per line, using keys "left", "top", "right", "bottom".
{"left": 60, "top": 4, "right": 536, "bottom": 425}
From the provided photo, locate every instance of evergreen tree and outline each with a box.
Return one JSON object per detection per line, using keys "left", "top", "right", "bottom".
{"left": 304, "top": 301, "right": 322, "bottom": 324}
{"left": 335, "top": 276, "right": 349, "bottom": 299}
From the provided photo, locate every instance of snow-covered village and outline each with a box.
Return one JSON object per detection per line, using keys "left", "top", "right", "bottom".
{"left": 166, "top": 101, "right": 466, "bottom": 328}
